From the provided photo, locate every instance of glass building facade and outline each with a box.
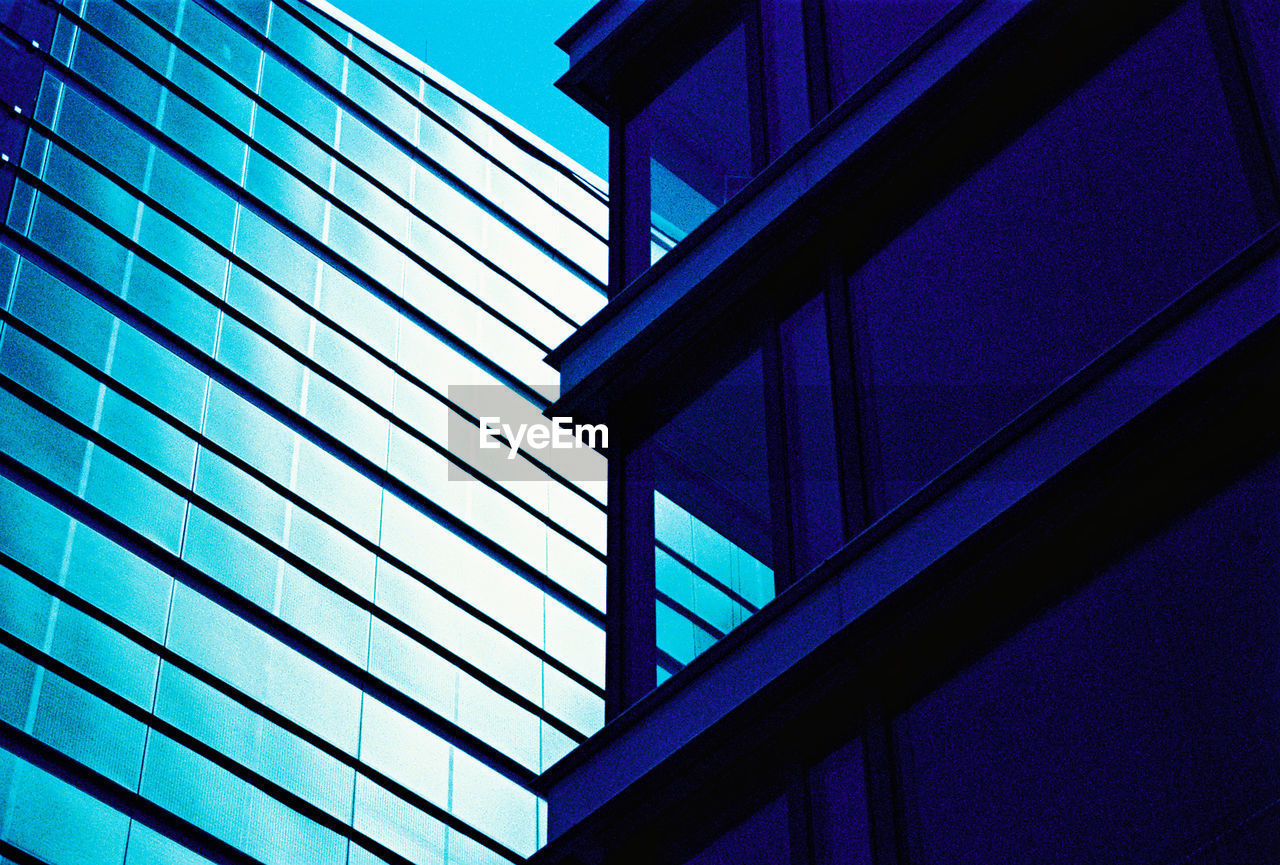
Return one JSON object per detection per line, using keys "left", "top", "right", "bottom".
{"left": 0, "top": 0, "right": 608, "bottom": 863}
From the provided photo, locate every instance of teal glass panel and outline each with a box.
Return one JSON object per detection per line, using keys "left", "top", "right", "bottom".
{"left": 165, "top": 584, "right": 362, "bottom": 752}
{"left": 0, "top": 752, "right": 131, "bottom": 865}
{"left": 153, "top": 662, "right": 357, "bottom": 824}
{"left": 243, "top": 150, "right": 325, "bottom": 239}
{"left": 343, "top": 63, "right": 416, "bottom": 144}
{"left": 124, "top": 822, "right": 219, "bottom": 865}
{"left": 0, "top": 474, "right": 74, "bottom": 582}
{"left": 121, "top": 254, "right": 221, "bottom": 356}
{"left": 63, "top": 521, "right": 172, "bottom": 644}
{"left": 48, "top": 86, "right": 149, "bottom": 188}
{"left": 25, "top": 195, "right": 129, "bottom": 294}
{"left": 357, "top": 695, "right": 451, "bottom": 805}
{"left": 144, "top": 150, "right": 236, "bottom": 248}
{"left": 258, "top": 55, "right": 337, "bottom": 146}
{"left": 69, "top": 27, "right": 162, "bottom": 123}
{"left": 352, "top": 774, "right": 449, "bottom": 865}
{"left": 181, "top": 505, "right": 279, "bottom": 610}
{"left": 175, "top": 0, "right": 260, "bottom": 88}
{"left": 0, "top": 385, "right": 88, "bottom": 490}
{"left": 168, "top": 51, "right": 251, "bottom": 133}
{"left": 47, "top": 599, "right": 160, "bottom": 708}
{"left": 265, "top": 5, "right": 344, "bottom": 85}
{"left": 30, "top": 666, "right": 148, "bottom": 787}
{"left": 252, "top": 110, "right": 331, "bottom": 187}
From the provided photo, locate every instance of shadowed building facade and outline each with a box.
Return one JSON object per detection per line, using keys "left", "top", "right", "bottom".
{"left": 0, "top": 0, "right": 609, "bottom": 862}
{"left": 534, "top": 1, "right": 1280, "bottom": 863}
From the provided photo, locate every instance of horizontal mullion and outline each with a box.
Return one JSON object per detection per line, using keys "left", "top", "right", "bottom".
{"left": 260, "top": 0, "right": 607, "bottom": 245}
{"left": 55, "top": 0, "right": 602, "bottom": 320}
{"left": 655, "top": 647, "right": 686, "bottom": 677}
{"left": 22, "top": 65, "right": 602, "bottom": 510}
{"left": 0, "top": 444, "right": 541, "bottom": 788}
{"left": 0, "top": 548, "right": 525, "bottom": 865}
{"left": 0, "top": 365, "right": 593, "bottom": 744}
{"left": 277, "top": 0, "right": 609, "bottom": 217}
{"left": 30, "top": 12, "right": 561, "bottom": 355}
{"left": 0, "top": 24, "right": 554, "bottom": 412}
{"left": 188, "top": 0, "right": 609, "bottom": 286}
{"left": 654, "top": 589, "right": 728, "bottom": 641}
{"left": 14, "top": 126, "right": 606, "bottom": 556}
{"left": 0, "top": 195, "right": 606, "bottom": 630}
{"left": 0, "top": 628, "right": 436, "bottom": 865}
{"left": 0, "top": 303, "right": 603, "bottom": 701}
{"left": 655, "top": 539, "right": 762, "bottom": 614}
{"left": 0, "top": 836, "right": 63, "bottom": 865}
{"left": 0, "top": 721, "right": 267, "bottom": 865}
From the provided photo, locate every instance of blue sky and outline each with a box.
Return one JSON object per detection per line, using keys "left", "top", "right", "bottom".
{"left": 327, "top": 0, "right": 608, "bottom": 179}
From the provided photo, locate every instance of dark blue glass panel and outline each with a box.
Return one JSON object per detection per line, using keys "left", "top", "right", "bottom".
{"left": 761, "top": 0, "right": 811, "bottom": 159}
{"left": 1235, "top": 0, "right": 1280, "bottom": 164}
{"left": 821, "top": 0, "right": 958, "bottom": 107}
{"left": 780, "top": 293, "right": 842, "bottom": 574}
{"left": 631, "top": 23, "right": 753, "bottom": 256}
{"left": 894, "top": 449, "right": 1280, "bottom": 864}
{"left": 809, "top": 737, "right": 873, "bottom": 865}
{"left": 645, "top": 349, "right": 774, "bottom": 674}
{"left": 848, "top": 1, "right": 1258, "bottom": 511}
{"left": 684, "top": 795, "right": 790, "bottom": 865}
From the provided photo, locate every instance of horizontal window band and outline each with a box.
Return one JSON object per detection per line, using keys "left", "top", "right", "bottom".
{"left": 257, "top": 0, "right": 607, "bottom": 243}
{"left": 655, "top": 539, "right": 762, "bottom": 615}
{"left": 0, "top": 628, "right": 493, "bottom": 865}
{"left": 0, "top": 547, "right": 527, "bottom": 864}
{"left": 0, "top": 303, "right": 603, "bottom": 699}
{"left": 47, "top": 0, "right": 605, "bottom": 320}
{"left": 0, "top": 219, "right": 607, "bottom": 630}
{"left": 16, "top": 18, "right": 566, "bottom": 356}
{"left": 7, "top": 128, "right": 608, "bottom": 554}
{"left": 0, "top": 367, "right": 595, "bottom": 743}
{"left": 0, "top": 426, "right": 543, "bottom": 789}
{"left": 654, "top": 589, "right": 728, "bottom": 641}
{"left": 15, "top": 90, "right": 605, "bottom": 512}
{"left": 0, "top": 23, "right": 556, "bottom": 413}
{"left": 0, "top": 721, "right": 270, "bottom": 865}
{"left": 272, "top": 0, "right": 609, "bottom": 219}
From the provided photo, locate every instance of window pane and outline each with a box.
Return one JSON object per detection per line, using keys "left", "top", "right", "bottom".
{"left": 683, "top": 795, "right": 790, "bottom": 865}
{"left": 642, "top": 349, "right": 773, "bottom": 676}
{"left": 846, "top": 0, "right": 1259, "bottom": 513}
{"left": 761, "top": 0, "right": 811, "bottom": 157}
{"left": 780, "top": 293, "right": 842, "bottom": 572}
{"left": 630, "top": 24, "right": 752, "bottom": 260}
{"left": 821, "top": 0, "right": 959, "bottom": 107}
{"left": 894, "top": 447, "right": 1280, "bottom": 864}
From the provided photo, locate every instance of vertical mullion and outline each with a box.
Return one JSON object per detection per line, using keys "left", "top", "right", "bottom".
{"left": 863, "top": 699, "right": 904, "bottom": 865}
{"left": 1200, "top": 0, "right": 1280, "bottom": 224}
{"left": 803, "top": 0, "right": 832, "bottom": 121}
{"left": 825, "top": 249, "right": 873, "bottom": 531}
{"left": 744, "top": 0, "right": 771, "bottom": 171}
{"left": 615, "top": 442, "right": 656, "bottom": 712}
{"left": 762, "top": 319, "right": 796, "bottom": 590}
{"left": 786, "top": 757, "right": 815, "bottom": 865}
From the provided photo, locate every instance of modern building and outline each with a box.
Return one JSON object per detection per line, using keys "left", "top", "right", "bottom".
{"left": 534, "top": 0, "right": 1280, "bottom": 863}
{"left": 0, "top": 1, "right": 609, "bottom": 863}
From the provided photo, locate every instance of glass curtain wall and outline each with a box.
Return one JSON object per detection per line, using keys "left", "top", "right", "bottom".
{"left": 0, "top": 0, "right": 609, "bottom": 863}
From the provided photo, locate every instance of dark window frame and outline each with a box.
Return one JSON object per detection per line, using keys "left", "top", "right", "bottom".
{"left": 603, "top": 0, "right": 1280, "bottom": 718}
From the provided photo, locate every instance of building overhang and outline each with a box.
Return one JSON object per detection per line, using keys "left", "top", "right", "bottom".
{"left": 555, "top": 0, "right": 737, "bottom": 121}
{"left": 530, "top": 222, "right": 1280, "bottom": 863}
{"left": 545, "top": 0, "right": 1183, "bottom": 426}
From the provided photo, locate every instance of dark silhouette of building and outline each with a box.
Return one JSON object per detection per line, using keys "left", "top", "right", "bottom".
{"left": 534, "top": 1, "right": 1280, "bottom": 863}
